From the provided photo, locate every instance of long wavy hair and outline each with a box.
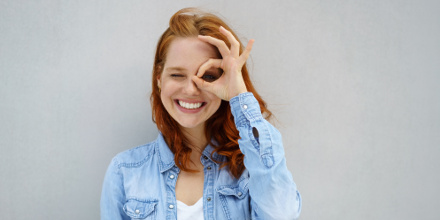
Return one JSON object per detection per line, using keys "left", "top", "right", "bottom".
{"left": 150, "top": 8, "right": 272, "bottom": 179}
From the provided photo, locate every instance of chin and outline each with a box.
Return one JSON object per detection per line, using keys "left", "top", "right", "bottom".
{"left": 176, "top": 118, "right": 206, "bottom": 129}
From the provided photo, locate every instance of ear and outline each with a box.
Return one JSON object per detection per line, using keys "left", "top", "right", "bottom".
{"left": 157, "top": 75, "right": 161, "bottom": 89}
{"left": 156, "top": 66, "right": 162, "bottom": 89}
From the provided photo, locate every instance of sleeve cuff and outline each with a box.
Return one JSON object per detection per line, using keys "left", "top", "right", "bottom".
{"left": 229, "top": 92, "right": 264, "bottom": 124}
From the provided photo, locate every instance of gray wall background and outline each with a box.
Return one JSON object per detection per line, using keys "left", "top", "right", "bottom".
{"left": 1, "top": 0, "right": 439, "bottom": 219}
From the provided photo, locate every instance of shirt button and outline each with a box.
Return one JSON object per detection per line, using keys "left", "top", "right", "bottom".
{"left": 207, "top": 166, "right": 212, "bottom": 170}
{"left": 207, "top": 197, "right": 212, "bottom": 202}
{"left": 203, "top": 155, "right": 208, "bottom": 160}
{"left": 169, "top": 204, "right": 174, "bottom": 209}
{"left": 243, "top": 104, "right": 248, "bottom": 109}
{"left": 238, "top": 192, "right": 243, "bottom": 196}
{"left": 135, "top": 209, "right": 140, "bottom": 214}
{"left": 169, "top": 174, "right": 175, "bottom": 179}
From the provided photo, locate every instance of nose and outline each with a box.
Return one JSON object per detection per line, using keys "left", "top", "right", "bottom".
{"left": 183, "top": 78, "right": 200, "bottom": 95}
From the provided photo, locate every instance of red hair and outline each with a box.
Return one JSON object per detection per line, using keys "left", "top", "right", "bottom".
{"left": 150, "top": 8, "right": 272, "bottom": 178}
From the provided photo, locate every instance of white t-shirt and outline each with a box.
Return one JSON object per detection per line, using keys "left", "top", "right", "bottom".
{"left": 176, "top": 197, "right": 204, "bottom": 220}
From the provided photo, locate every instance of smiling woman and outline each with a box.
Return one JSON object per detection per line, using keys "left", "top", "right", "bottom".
{"left": 158, "top": 37, "right": 222, "bottom": 131}
{"left": 100, "top": 7, "right": 301, "bottom": 220}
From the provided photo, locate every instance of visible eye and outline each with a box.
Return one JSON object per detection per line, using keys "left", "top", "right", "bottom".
{"left": 202, "top": 74, "right": 218, "bottom": 82}
{"left": 202, "top": 70, "right": 222, "bottom": 82}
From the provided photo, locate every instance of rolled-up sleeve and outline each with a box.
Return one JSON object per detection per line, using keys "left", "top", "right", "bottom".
{"left": 230, "top": 92, "right": 302, "bottom": 220}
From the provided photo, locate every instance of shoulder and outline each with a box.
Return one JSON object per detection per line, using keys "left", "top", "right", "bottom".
{"left": 111, "top": 139, "right": 158, "bottom": 169}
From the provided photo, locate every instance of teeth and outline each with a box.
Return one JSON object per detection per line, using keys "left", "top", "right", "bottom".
{"left": 178, "top": 100, "right": 203, "bottom": 109}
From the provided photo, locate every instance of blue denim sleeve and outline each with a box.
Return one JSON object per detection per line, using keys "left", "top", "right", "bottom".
{"left": 100, "top": 157, "right": 130, "bottom": 220}
{"left": 230, "top": 92, "right": 302, "bottom": 220}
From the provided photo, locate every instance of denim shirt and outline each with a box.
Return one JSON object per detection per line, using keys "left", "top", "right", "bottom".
{"left": 101, "top": 92, "right": 301, "bottom": 220}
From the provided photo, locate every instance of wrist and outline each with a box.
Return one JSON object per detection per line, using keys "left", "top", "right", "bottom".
{"left": 229, "top": 89, "right": 248, "bottom": 100}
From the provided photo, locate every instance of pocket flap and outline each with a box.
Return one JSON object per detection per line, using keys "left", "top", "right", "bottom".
{"left": 217, "top": 175, "right": 249, "bottom": 199}
{"left": 123, "top": 199, "right": 157, "bottom": 219}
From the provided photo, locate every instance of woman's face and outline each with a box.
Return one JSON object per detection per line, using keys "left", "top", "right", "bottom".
{"left": 158, "top": 37, "right": 222, "bottom": 132}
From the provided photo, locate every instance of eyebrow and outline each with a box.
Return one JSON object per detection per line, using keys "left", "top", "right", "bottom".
{"left": 164, "top": 67, "right": 187, "bottom": 72}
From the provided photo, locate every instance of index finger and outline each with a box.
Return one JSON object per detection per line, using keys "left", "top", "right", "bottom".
{"left": 198, "top": 35, "right": 229, "bottom": 57}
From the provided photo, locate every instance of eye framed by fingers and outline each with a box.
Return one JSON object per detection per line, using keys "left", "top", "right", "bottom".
{"left": 201, "top": 68, "right": 223, "bottom": 82}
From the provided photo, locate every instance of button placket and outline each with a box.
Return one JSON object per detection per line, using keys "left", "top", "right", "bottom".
{"left": 204, "top": 161, "right": 215, "bottom": 219}
{"left": 166, "top": 167, "right": 178, "bottom": 218}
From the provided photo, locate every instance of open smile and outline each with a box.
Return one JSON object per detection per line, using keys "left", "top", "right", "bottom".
{"left": 175, "top": 100, "right": 206, "bottom": 110}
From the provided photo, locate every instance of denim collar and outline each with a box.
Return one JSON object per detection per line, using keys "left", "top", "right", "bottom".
{"left": 156, "top": 133, "right": 225, "bottom": 173}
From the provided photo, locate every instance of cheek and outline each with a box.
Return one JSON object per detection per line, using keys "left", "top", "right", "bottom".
{"left": 160, "top": 81, "right": 177, "bottom": 97}
{"left": 159, "top": 85, "right": 175, "bottom": 109}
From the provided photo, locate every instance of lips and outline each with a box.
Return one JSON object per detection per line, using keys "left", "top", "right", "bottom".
{"left": 177, "top": 100, "right": 205, "bottom": 110}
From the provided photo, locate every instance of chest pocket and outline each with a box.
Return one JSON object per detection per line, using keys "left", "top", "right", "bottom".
{"left": 217, "top": 176, "right": 251, "bottom": 220}
{"left": 123, "top": 199, "right": 158, "bottom": 219}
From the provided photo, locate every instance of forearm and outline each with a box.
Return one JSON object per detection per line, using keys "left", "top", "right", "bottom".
{"left": 230, "top": 92, "right": 301, "bottom": 219}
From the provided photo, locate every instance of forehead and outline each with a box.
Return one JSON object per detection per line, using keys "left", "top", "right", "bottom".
{"left": 164, "top": 37, "right": 218, "bottom": 68}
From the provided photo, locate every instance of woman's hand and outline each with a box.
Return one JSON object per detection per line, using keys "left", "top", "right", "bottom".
{"left": 192, "top": 26, "right": 254, "bottom": 101}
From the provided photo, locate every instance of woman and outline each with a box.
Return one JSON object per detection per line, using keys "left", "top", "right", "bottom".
{"left": 101, "top": 8, "right": 301, "bottom": 220}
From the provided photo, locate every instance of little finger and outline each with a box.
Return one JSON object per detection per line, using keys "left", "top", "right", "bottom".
{"left": 239, "top": 39, "right": 255, "bottom": 64}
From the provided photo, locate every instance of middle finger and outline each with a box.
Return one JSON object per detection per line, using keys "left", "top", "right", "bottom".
{"left": 219, "top": 26, "right": 240, "bottom": 57}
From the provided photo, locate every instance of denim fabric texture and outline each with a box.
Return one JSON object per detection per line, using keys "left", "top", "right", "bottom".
{"left": 101, "top": 92, "right": 302, "bottom": 220}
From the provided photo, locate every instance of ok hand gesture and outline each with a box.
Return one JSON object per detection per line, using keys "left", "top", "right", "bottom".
{"left": 192, "top": 26, "right": 254, "bottom": 101}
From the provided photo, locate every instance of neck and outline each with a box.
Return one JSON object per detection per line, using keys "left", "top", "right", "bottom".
{"left": 180, "top": 124, "right": 207, "bottom": 171}
{"left": 180, "top": 124, "right": 208, "bottom": 153}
